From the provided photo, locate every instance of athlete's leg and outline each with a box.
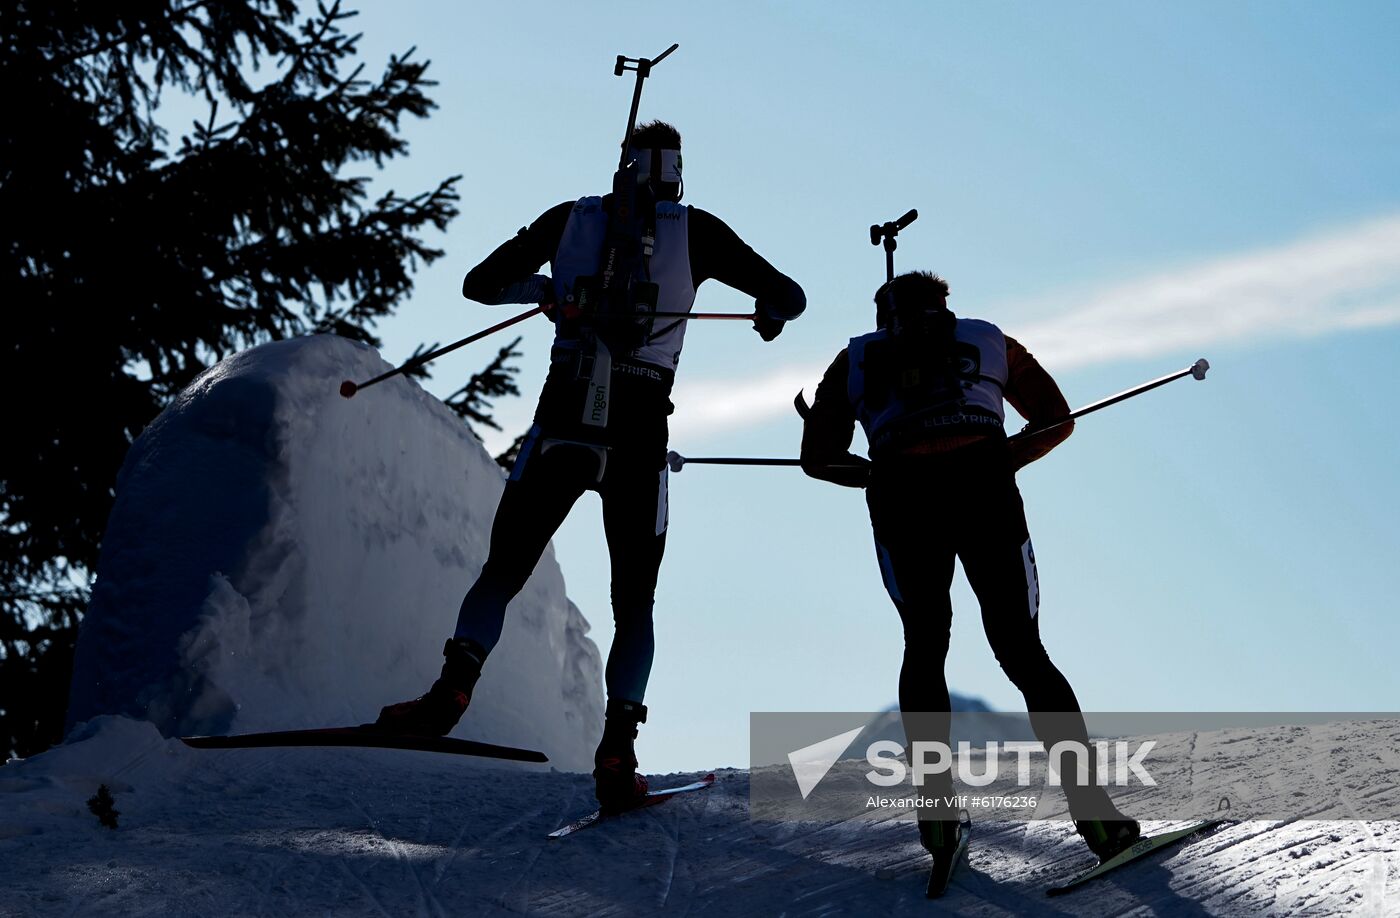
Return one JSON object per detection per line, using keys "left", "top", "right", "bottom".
{"left": 453, "top": 428, "right": 593, "bottom": 652}
{"left": 958, "top": 490, "right": 1081, "bottom": 709}
{"left": 956, "top": 450, "right": 1120, "bottom": 820}
{"left": 867, "top": 463, "right": 958, "bottom": 813}
{"left": 376, "top": 428, "right": 596, "bottom": 733}
{"left": 597, "top": 444, "right": 669, "bottom": 702}
{"left": 589, "top": 439, "right": 669, "bottom": 805}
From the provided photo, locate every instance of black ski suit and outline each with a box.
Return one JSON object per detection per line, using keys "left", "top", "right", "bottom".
{"left": 801, "top": 323, "right": 1124, "bottom": 821}
{"left": 455, "top": 197, "right": 804, "bottom": 703}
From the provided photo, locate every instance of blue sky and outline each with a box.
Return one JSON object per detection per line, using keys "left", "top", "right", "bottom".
{"left": 320, "top": 2, "right": 1400, "bottom": 770}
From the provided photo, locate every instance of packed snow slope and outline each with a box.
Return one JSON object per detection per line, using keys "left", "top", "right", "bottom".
{"left": 66, "top": 335, "right": 603, "bottom": 771}
{"left": 1, "top": 716, "right": 1396, "bottom": 916}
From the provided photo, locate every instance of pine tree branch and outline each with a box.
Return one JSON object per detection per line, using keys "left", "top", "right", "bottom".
{"left": 49, "top": 1, "right": 216, "bottom": 68}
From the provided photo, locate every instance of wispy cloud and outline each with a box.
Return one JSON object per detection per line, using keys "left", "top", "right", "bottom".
{"left": 670, "top": 365, "right": 825, "bottom": 440}
{"left": 1016, "top": 214, "right": 1400, "bottom": 369}
{"left": 671, "top": 215, "right": 1400, "bottom": 440}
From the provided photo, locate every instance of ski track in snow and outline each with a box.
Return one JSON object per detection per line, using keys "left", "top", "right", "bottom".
{"left": 1, "top": 719, "right": 1397, "bottom": 917}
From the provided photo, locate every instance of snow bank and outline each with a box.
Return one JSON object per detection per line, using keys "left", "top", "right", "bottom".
{"left": 66, "top": 335, "right": 603, "bottom": 771}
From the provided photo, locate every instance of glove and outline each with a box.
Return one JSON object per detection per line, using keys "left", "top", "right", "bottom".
{"left": 538, "top": 281, "right": 560, "bottom": 323}
{"left": 753, "top": 308, "right": 785, "bottom": 342}
{"left": 481, "top": 274, "right": 553, "bottom": 308}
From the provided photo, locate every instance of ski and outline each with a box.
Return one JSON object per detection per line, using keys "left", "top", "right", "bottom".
{"left": 1045, "top": 818, "right": 1229, "bottom": 897}
{"left": 181, "top": 726, "right": 548, "bottom": 763}
{"left": 548, "top": 773, "right": 716, "bottom": 838}
{"left": 926, "top": 814, "right": 973, "bottom": 899}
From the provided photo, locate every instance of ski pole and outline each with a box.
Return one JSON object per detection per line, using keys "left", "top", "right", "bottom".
{"left": 644, "top": 311, "right": 754, "bottom": 320}
{"left": 668, "top": 452, "right": 799, "bottom": 472}
{"left": 340, "top": 306, "right": 757, "bottom": 398}
{"left": 339, "top": 305, "right": 546, "bottom": 398}
{"left": 666, "top": 451, "right": 865, "bottom": 474}
{"left": 675, "top": 358, "right": 1211, "bottom": 470}
{"left": 1007, "top": 357, "right": 1210, "bottom": 443}
{"left": 558, "top": 309, "right": 757, "bottom": 321}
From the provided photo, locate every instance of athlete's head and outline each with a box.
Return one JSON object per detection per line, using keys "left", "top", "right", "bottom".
{"left": 628, "top": 120, "right": 683, "bottom": 202}
{"left": 875, "top": 270, "right": 951, "bottom": 331}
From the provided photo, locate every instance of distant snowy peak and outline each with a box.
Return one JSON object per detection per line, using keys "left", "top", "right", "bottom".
{"left": 68, "top": 335, "right": 603, "bottom": 771}
{"left": 950, "top": 693, "right": 997, "bottom": 714}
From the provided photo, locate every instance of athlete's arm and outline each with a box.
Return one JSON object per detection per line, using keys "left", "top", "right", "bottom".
{"left": 1003, "top": 335, "right": 1074, "bottom": 470}
{"left": 687, "top": 207, "right": 806, "bottom": 324}
{"left": 461, "top": 201, "right": 573, "bottom": 306}
{"left": 800, "top": 349, "right": 872, "bottom": 488}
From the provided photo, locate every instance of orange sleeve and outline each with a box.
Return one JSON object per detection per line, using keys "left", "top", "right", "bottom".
{"left": 1004, "top": 335, "right": 1073, "bottom": 470}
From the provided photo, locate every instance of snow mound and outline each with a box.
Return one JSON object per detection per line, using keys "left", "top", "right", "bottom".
{"left": 66, "top": 335, "right": 603, "bottom": 770}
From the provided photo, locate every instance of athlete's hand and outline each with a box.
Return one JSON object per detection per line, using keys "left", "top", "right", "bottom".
{"left": 753, "top": 310, "right": 785, "bottom": 342}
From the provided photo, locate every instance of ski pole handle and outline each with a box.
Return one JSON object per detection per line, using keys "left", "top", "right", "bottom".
{"left": 1009, "top": 358, "right": 1210, "bottom": 443}
{"left": 340, "top": 305, "right": 546, "bottom": 399}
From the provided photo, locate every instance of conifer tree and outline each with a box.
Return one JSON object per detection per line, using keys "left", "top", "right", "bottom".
{"left": 0, "top": 1, "right": 493, "bottom": 759}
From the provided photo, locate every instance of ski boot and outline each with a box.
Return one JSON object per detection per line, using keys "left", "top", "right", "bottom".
{"left": 593, "top": 698, "right": 650, "bottom": 809}
{"left": 373, "top": 637, "right": 486, "bottom": 736}
{"left": 1076, "top": 817, "right": 1142, "bottom": 862}
{"left": 919, "top": 814, "right": 971, "bottom": 899}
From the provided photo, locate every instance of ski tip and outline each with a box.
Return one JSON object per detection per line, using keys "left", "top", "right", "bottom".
{"left": 180, "top": 735, "right": 228, "bottom": 748}
{"left": 1044, "top": 817, "right": 1228, "bottom": 897}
